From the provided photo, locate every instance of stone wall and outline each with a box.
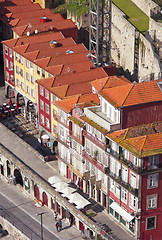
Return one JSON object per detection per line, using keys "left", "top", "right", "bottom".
{"left": 0, "top": 217, "right": 29, "bottom": 240}
{"left": 131, "top": 0, "right": 158, "bottom": 16}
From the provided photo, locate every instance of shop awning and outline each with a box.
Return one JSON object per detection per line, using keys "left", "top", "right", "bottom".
{"left": 61, "top": 187, "right": 76, "bottom": 197}
{"left": 48, "top": 176, "right": 62, "bottom": 185}
{"left": 52, "top": 182, "right": 68, "bottom": 192}
{"left": 110, "top": 202, "right": 134, "bottom": 222}
{"left": 41, "top": 134, "right": 50, "bottom": 140}
{"left": 67, "top": 192, "right": 85, "bottom": 203}
{"left": 75, "top": 199, "right": 91, "bottom": 209}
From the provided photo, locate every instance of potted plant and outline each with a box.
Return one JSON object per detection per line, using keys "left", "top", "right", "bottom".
{"left": 94, "top": 150, "right": 98, "bottom": 160}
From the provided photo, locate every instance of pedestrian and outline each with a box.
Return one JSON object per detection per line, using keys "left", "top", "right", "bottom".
{"left": 55, "top": 221, "right": 59, "bottom": 232}
{"left": 59, "top": 220, "right": 62, "bottom": 231}
{"left": 54, "top": 211, "right": 57, "bottom": 221}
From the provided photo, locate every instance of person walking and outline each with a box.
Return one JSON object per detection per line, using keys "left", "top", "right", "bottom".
{"left": 55, "top": 221, "right": 59, "bottom": 232}
{"left": 54, "top": 211, "right": 57, "bottom": 221}
{"left": 59, "top": 220, "right": 62, "bottom": 231}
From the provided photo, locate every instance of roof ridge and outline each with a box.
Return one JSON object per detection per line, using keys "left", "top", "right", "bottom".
{"left": 139, "top": 135, "right": 147, "bottom": 154}
{"left": 102, "top": 76, "right": 110, "bottom": 90}
{"left": 121, "top": 84, "right": 134, "bottom": 106}
{"left": 46, "top": 56, "right": 52, "bottom": 67}
{"left": 64, "top": 84, "right": 70, "bottom": 97}
{"left": 51, "top": 75, "right": 57, "bottom": 88}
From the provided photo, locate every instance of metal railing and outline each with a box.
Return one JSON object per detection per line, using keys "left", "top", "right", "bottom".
{"left": 0, "top": 205, "right": 42, "bottom": 240}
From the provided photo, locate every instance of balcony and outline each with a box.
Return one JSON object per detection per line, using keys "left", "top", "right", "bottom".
{"left": 57, "top": 135, "right": 70, "bottom": 148}
{"left": 83, "top": 129, "right": 106, "bottom": 151}
{"left": 82, "top": 150, "right": 105, "bottom": 173}
{"left": 105, "top": 170, "right": 138, "bottom": 197}
{"left": 53, "top": 114, "right": 68, "bottom": 128}
{"left": 69, "top": 146, "right": 83, "bottom": 161}
{"left": 69, "top": 130, "right": 83, "bottom": 145}
{"left": 84, "top": 106, "right": 120, "bottom": 132}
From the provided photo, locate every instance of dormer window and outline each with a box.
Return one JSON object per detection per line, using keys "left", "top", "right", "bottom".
{"left": 75, "top": 107, "right": 78, "bottom": 115}
{"left": 45, "top": 89, "right": 49, "bottom": 100}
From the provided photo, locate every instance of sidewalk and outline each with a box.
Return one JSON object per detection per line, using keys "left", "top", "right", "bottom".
{"left": 0, "top": 176, "right": 82, "bottom": 240}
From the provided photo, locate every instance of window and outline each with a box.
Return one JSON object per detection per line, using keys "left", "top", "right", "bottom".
{"left": 16, "top": 66, "right": 19, "bottom": 74}
{"left": 60, "top": 126, "right": 64, "bottom": 137}
{"left": 104, "top": 102, "right": 107, "bottom": 114}
{"left": 53, "top": 109, "right": 57, "bottom": 118}
{"left": 45, "top": 103, "right": 49, "bottom": 114}
{"left": 37, "top": 66, "right": 40, "bottom": 75}
{"left": 110, "top": 179, "right": 115, "bottom": 191}
{"left": 124, "top": 150, "right": 129, "bottom": 160}
{"left": 73, "top": 124, "right": 77, "bottom": 136}
{"left": 6, "top": 71, "right": 9, "bottom": 82}
{"left": 31, "top": 89, "right": 35, "bottom": 98}
{"left": 129, "top": 194, "right": 136, "bottom": 208}
{"left": 130, "top": 173, "right": 136, "bottom": 188}
{"left": 73, "top": 140, "right": 77, "bottom": 151}
{"left": 26, "top": 72, "right": 29, "bottom": 81}
{"left": 10, "top": 62, "right": 13, "bottom": 71}
{"left": 27, "top": 86, "right": 30, "bottom": 95}
{"left": 147, "top": 194, "right": 157, "bottom": 209}
{"left": 6, "top": 59, "right": 9, "bottom": 68}
{"left": 26, "top": 59, "right": 29, "bottom": 68}
{"left": 31, "top": 75, "right": 34, "bottom": 84}
{"left": 132, "top": 155, "right": 138, "bottom": 166}
{"left": 53, "top": 124, "right": 57, "bottom": 134}
{"left": 121, "top": 188, "right": 127, "bottom": 202}
{"left": 20, "top": 56, "right": 23, "bottom": 64}
{"left": 20, "top": 68, "right": 23, "bottom": 77}
{"left": 42, "top": 69, "right": 45, "bottom": 78}
{"left": 87, "top": 124, "right": 91, "bottom": 133}
{"left": 103, "top": 154, "right": 107, "bottom": 167}
{"left": 5, "top": 46, "right": 8, "bottom": 54}
{"left": 115, "top": 184, "right": 120, "bottom": 195}
{"left": 149, "top": 155, "right": 159, "bottom": 169}
{"left": 46, "top": 118, "right": 50, "bottom": 129}
{"left": 122, "top": 167, "right": 128, "bottom": 183}
{"left": 15, "top": 53, "right": 18, "bottom": 61}
{"left": 79, "top": 109, "right": 82, "bottom": 116}
{"left": 53, "top": 94, "right": 56, "bottom": 101}
{"left": 146, "top": 216, "right": 156, "bottom": 230}
{"left": 40, "top": 114, "right": 44, "bottom": 125}
{"left": 86, "top": 160, "right": 90, "bottom": 171}
{"left": 45, "top": 89, "right": 49, "bottom": 100}
{"left": 110, "top": 156, "right": 114, "bottom": 173}
{"left": 10, "top": 74, "right": 14, "bottom": 83}
{"left": 30, "top": 62, "right": 33, "bottom": 68}
{"left": 40, "top": 100, "right": 44, "bottom": 110}
{"left": 148, "top": 174, "right": 158, "bottom": 189}
{"left": 109, "top": 106, "right": 112, "bottom": 118}
{"left": 115, "top": 161, "right": 121, "bottom": 177}
{"left": 75, "top": 107, "right": 78, "bottom": 115}
{"left": 91, "top": 164, "right": 95, "bottom": 175}
{"left": 21, "top": 82, "right": 24, "bottom": 90}
{"left": 48, "top": 73, "right": 52, "bottom": 78}
{"left": 16, "top": 79, "right": 20, "bottom": 88}
{"left": 40, "top": 86, "right": 44, "bottom": 96}
{"left": 9, "top": 49, "right": 13, "bottom": 58}
{"left": 86, "top": 141, "right": 90, "bottom": 154}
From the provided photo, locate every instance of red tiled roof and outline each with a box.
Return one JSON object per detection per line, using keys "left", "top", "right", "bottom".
{"left": 13, "top": 18, "right": 77, "bottom": 36}
{"left": 2, "top": 32, "right": 64, "bottom": 48}
{"left": 5, "top": 3, "right": 42, "bottom": 14}
{"left": 99, "top": 80, "right": 162, "bottom": 108}
{"left": 107, "top": 122, "right": 162, "bottom": 157}
{"left": 11, "top": 13, "right": 63, "bottom": 28}
{"left": 53, "top": 95, "right": 79, "bottom": 112}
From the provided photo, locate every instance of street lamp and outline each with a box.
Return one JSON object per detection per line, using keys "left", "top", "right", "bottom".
{"left": 36, "top": 212, "right": 46, "bottom": 240}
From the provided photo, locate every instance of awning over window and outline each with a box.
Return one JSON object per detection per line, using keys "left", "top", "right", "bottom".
{"left": 110, "top": 202, "right": 134, "bottom": 222}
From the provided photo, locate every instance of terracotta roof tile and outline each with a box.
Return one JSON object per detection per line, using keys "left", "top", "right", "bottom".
{"left": 2, "top": 32, "right": 64, "bottom": 48}
{"left": 99, "top": 80, "right": 162, "bottom": 108}
{"left": 51, "top": 85, "right": 69, "bottom": 99}
{"left": 5, "top": 3, "right": 42, "bottom": 14}
{"left": 107, "top": 122, "right": 162, "bottom": 157}
{"left": 53, "top": 95, "right": 79, "bottom": 112}
{"left": 99, "top": 84, "right": 133, "bottom": 108}
{"left": 13, "top": 13, "right": 63, "bottom": 28}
